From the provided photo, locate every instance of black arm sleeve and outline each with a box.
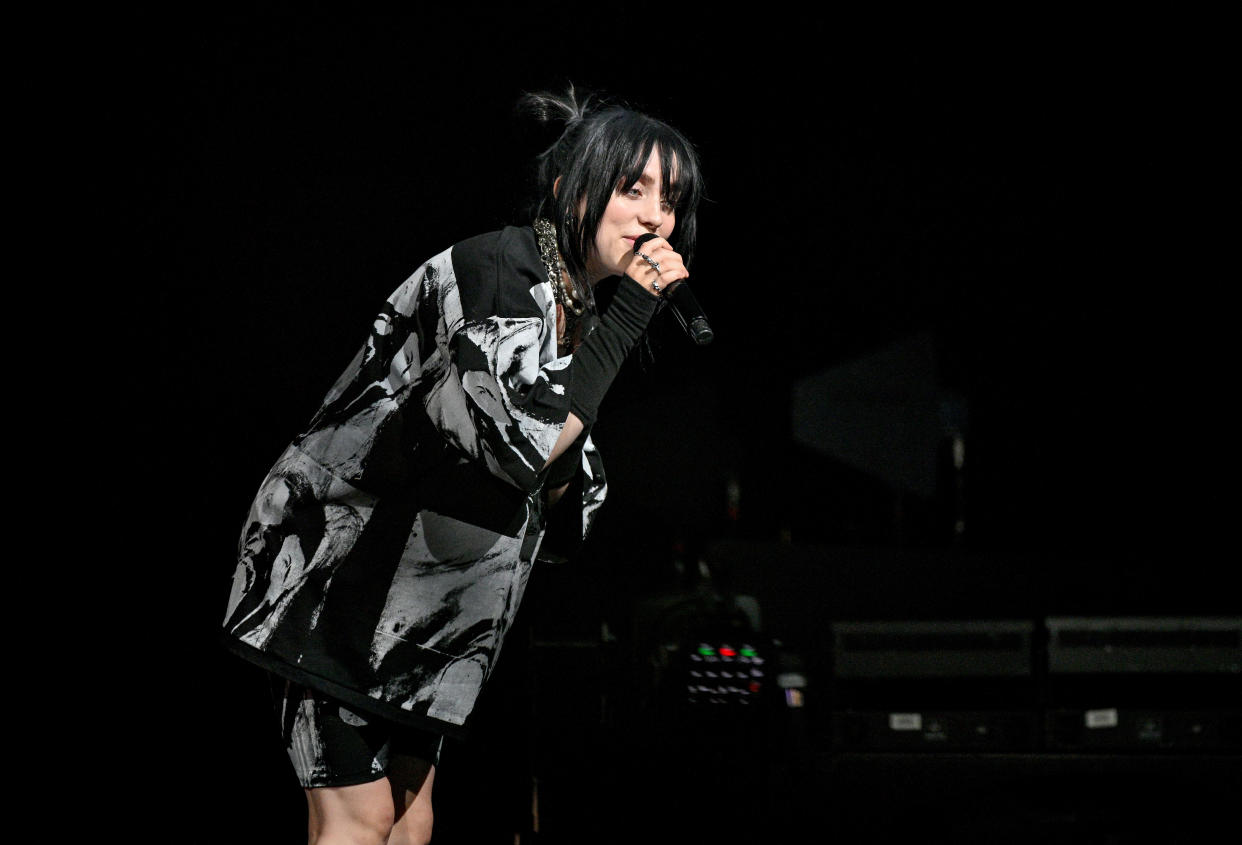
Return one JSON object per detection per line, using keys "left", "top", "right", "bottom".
{"left": 569, "top": 275, "right": 660, "bottom": 427}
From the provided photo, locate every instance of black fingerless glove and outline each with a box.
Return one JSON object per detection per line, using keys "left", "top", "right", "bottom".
{"left": 568, "top": 275, "right": 659, "bottom": 427}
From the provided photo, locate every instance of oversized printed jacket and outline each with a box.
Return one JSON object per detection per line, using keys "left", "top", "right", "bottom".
{"left": 221, "top": 225, "right": 606, "bottom": 736}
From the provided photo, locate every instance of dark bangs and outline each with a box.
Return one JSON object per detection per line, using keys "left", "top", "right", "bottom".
{"left": 606, "top": 114, "right": 701, "bottom": 216}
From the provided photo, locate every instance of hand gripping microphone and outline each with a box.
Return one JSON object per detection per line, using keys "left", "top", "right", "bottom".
{"left": 632, "top": 233, "right": 714, "bottom": 345}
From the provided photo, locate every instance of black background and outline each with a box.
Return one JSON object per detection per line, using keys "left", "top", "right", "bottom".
{"left": 103, "top": 14, "right": 1236, "bottom": 843}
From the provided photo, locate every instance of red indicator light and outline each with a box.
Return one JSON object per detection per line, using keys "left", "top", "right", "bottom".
{"left": 719, "top": 648, "right": 737, "bottom": 657}
{"left": 749, "top": 681, "right": 762, "bottom": 693}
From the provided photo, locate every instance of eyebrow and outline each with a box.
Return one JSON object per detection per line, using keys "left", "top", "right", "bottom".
{"left": 637, "top": 172, "right": 680, "bottom": 190}
{"left": 631, "top": 169, "right": 681, "bottom": 201}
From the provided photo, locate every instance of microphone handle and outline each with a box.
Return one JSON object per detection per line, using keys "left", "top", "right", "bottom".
{"left": 667, "top": 282, "right": 714, "bottom": 346}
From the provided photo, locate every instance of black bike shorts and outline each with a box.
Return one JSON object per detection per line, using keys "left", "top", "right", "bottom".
{"left": 272, "top": 676, "right": 444, "bottom": 789}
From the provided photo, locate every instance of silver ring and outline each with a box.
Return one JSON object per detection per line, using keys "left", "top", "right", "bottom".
{"left": 652, "top": 279, "right": 662, "bottom": 294}
{"left": 638, "top": 251, "right": 662, "bottom": 273}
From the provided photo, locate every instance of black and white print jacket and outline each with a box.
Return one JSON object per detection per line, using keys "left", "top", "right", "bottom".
{"left": 222, "top": 226, "right": 606, "bottom": 735}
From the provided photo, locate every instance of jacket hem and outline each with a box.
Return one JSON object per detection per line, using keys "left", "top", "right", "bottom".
{"left": 218, "top": 630, "right": 472, "bottom": 740}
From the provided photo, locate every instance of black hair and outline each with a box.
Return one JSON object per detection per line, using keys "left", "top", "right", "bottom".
{"left": 518, "top": 85, "right": 704, "bottom": 306}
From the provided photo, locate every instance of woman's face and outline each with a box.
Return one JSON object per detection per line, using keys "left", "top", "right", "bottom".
{"left": 585, "top": 146, "right": 677, "bottom": 284}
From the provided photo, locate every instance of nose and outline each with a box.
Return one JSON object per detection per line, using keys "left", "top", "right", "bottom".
{"left": 638, "top": 195, "right": 664, "bottom": 231}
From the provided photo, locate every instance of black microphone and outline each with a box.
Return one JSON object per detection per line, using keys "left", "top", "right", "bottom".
{"left": 632, "top": 234, "right": 714, "bottom": 346}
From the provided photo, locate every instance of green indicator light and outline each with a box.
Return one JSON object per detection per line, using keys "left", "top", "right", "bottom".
{"left": 741, "top": 648, "right": 757, "bottom": 657}
{"left": 698, "top": 647, "right": 716, "bottom": 656}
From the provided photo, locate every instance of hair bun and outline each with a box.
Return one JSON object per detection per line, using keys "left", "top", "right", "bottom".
{"left": 517, "top": 83, "right": 600, "bottom": 130}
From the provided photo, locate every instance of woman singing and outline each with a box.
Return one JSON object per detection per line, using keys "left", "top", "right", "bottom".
{"left": 221, "top": 86, "right": 704, "bottom": 844}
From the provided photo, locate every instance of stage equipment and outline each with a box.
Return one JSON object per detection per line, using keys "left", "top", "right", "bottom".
{"left": 1044, "top": 616, "right": 1241, "bottom": 751}
{"left": 830, "top": 619, "right": 1039, "bottom": 751}
{"left": 642, "top": 599, "right": 781, "bottom": 723}
{"left": 683, "top": 640, "right": 768, "bottom": 707}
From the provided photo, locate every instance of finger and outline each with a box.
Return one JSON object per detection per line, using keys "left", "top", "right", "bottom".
{"left": 632, "top": 248, "right": 680, "bottom": 274}
{"left": 640, "top": 243, "right": 682, "bottom": 267}
{"left": 651, "top": 248, "right": 686, "bottom": 271}
{"left": 653, "top": 251, "right": 688, "bottom": 278}
{"left": 655, "top": 258, "right": 687, "bottom": 278}
{"left": 643, "top": 241, "right": 677, "bottom": 257}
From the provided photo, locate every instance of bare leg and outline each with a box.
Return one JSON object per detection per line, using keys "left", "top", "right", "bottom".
{"left": 387, "top": 755, "right": 436, "bottom": 845}
{"left": 305, "top": 778, "right": 396, "bottom": 845}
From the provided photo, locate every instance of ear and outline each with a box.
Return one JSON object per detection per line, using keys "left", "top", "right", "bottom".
{"left": 553, "top": 175, "right": 562, "bottom": 198}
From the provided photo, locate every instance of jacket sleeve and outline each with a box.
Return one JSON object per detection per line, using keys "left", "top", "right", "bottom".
{"left": 294, "top": 228, "right": 573, "bottom": 495}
